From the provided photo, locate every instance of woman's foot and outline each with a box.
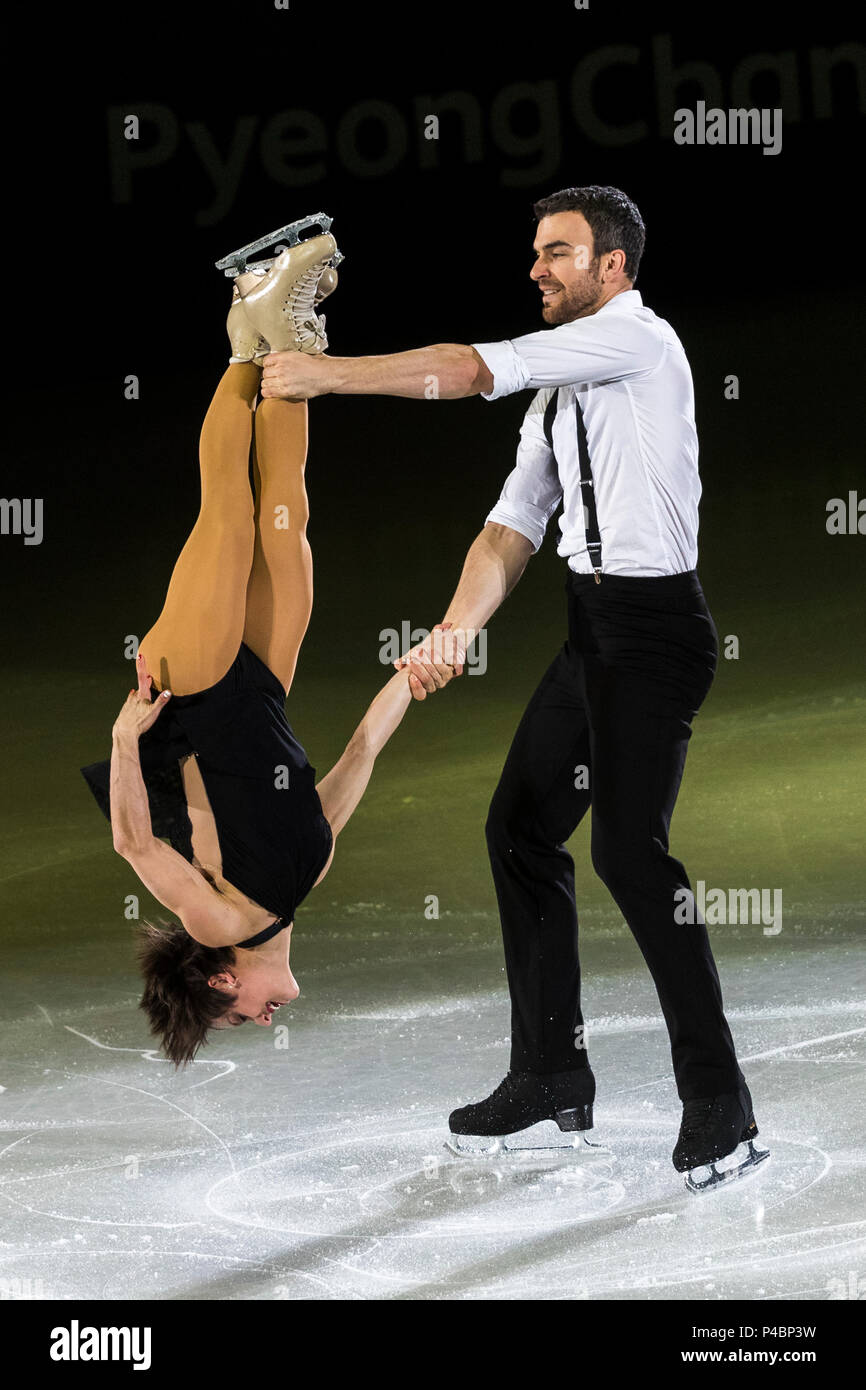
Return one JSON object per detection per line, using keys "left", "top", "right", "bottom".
{"left": 236, "top": 233, "right": 339, "bottom": 355}
{"left": 226, "top": 280, "right": 269, "bottom": 365}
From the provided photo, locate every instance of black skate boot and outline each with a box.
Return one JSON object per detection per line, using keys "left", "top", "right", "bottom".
{"left": 446, "top": 1068, "right": 597, "bottom": 1155}
{"left": 673, "top": 1085, "right": 770, "bottom": 1194}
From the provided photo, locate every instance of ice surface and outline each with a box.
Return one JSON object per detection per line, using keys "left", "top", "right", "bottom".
{"left": 1, "top": 934, "right": 864, "bottom": 1301}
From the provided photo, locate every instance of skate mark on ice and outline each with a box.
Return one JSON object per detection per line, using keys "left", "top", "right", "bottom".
{"left": 0, "top": 1185, "right": 202, "bottom": 1231}
{"left": 317, "top": 1247, "right": 425, "bottom": 1288}
{"left": 64, "top": 1026, "right": 236, "bottom": 1088}
{"left": 204, "top": 1125, "right": 441, "bottom": 1240}
{"left": 40, "top": 1066, "right": 238, "bottom": 1175}
{"left": 19, "top": 1246, "right": 268, "bottom": 1270}
{"left": 272, "top": 1266, "right": 353, "bottom": 1296}
{"left": 741, "top": 1025, "right": 866, "bottom": 1063}
{"left": 0, "top": 1123, "right": 205, "bottom": 1230}
{"left": 0, "top": 1090, "right": 219, "bottom": 1233}
{"left": 755, "top": 1135, "right": 831, "bottom": 1215}
{"left": 0, "top": 1135, "right": 31, "bottom": 1162}
{"left": 329, "top": 994, "right": 488, "bottom": 1023}
{"left": 205, "top": 1115, "right": 626, "bottom": 1246}
{"left": 609, "top": 1014, "right": 866, "bottom": 1099}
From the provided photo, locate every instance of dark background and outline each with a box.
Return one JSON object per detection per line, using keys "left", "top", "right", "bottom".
{"left": 4, "top": 0, "right": 863, "bottom": 669}
{"left": 1, "top": 0, "right": 863, "bottom": 919}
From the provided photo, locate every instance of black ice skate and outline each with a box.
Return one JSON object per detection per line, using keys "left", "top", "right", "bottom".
{"left": 673, "top": 1088, "right": 770, "bottom": 1195}
{"left": 446, "top": 1069, "right": 597, "bottom": 1156}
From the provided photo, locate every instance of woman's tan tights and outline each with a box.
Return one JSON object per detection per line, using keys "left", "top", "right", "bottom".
{"left": 139, "top": 363, "right": 312, "bottom": 697}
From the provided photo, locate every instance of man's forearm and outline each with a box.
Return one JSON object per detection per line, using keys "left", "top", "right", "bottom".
{"left": 441, "top": 523, "right": 534, "bottom": 633}
{"left": 110, "top": 733, "right": 155, "bottom": 852}
{"left": 324, "top": 343, "right": 491, "bottom": 399}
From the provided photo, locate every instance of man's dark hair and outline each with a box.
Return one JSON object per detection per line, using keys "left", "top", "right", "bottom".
{"left": 137, "top": 919, "right": 238, "bottom": 1067}
{"left": 533, "top": 185, "right": 646, "bottom": 284}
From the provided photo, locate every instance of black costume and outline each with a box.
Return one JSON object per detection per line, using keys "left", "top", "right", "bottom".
{"left": 81, "top": 643, "right": 332, "bottom": 935}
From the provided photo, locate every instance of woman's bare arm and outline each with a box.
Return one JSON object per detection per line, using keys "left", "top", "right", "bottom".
{"left": 119, "top": 835, "right": 248, "bottom": 946}
{"left": 110, "top": 673, "right": 248, "bottom": 947}
{"left": 110, "top": 731, "right": 157, "bottom": 854}
{"left": 314, "top": 666, "right": 425, "bottom": 876}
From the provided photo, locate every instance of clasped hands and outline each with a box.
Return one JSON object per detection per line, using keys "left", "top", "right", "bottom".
{"left": 396, "top": 623, "right": 471, "bottom": 702}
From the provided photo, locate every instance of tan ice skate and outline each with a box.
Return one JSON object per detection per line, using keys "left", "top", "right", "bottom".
{"left": 218, "top": 212, "right": 343, "bottom": 361}
{"left": 235, "top": 234, "right": 339, "bottom": 355}
{"left": 226, "top": 259, "right": 340, "bottom": 365}
{"left": 226, "top": 280, "right": 270, "bottom": 364}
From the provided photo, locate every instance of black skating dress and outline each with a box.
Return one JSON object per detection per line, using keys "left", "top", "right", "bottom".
{"left": 81, "top": 643, "right": 333, "bottom": 945}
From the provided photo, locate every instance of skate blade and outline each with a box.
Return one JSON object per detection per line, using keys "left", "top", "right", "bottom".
{"left": 684, "top": 1137, "right": 771, "bottom": 1195}
{"left": 445, "top": 1119, "right": 604, "bottom": 1158}
{"left": 216, "top": 212, "right": 345, "bottom": 277}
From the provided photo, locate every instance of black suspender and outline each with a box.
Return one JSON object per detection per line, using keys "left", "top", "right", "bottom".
{"left": 542, "top": 390, "right": 558, "bottom": 450}
{"left": 542, "top": 388, "right": 603, "bottom": 583}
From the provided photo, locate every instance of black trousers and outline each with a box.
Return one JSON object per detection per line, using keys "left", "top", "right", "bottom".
{"left": 485, "top": 569, "right": 745, "bottom": 1102}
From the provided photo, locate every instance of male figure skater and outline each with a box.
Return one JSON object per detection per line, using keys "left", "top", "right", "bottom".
{"left": 260, "top": 186, "right": 768, "bottom": 1192}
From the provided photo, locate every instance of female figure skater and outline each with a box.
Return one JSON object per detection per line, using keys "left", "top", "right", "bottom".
{"left": 81, "top": 228, "right": 461, "bottom": 1066}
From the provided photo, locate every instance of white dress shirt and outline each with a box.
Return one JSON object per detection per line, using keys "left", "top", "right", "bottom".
{"left": 472, "top": 289, "right": 701, "bottom": 576}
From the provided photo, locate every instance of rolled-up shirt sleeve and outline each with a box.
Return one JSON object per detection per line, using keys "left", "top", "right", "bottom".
{"left": 472, "top": 300, "right": 665, "bottom": 401}
{"left": 484, "top": 390, "right": 562, "bottom": 552}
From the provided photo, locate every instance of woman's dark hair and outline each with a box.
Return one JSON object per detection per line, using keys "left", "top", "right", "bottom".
{"left": 136, "top": 918, "right": 238, "bottom": 1067}
{"left": 532, "top": 185, "right": 646, "bottom": 284}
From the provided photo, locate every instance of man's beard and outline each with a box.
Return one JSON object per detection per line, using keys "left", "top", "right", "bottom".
{"left": 542, "top": 270, "right": 603, "bottom": 325}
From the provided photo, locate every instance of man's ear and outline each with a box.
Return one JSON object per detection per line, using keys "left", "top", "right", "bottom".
{"left": 207, "top": 970, "right": 238, "bottom": 992}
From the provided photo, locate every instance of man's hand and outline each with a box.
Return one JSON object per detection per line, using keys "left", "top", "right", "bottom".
{"left": 395, "top": 623, "right": 469, "bottom": 701}
{"left": 260, "top": 352, "right": 335, "bottom": 400}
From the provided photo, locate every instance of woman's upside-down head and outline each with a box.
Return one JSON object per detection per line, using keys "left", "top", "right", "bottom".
{"left": 136, "top": 918, "right": 301, "bottom": 1066}
{"left": 136, "top": 921, "right": 240, "bottom": 1066}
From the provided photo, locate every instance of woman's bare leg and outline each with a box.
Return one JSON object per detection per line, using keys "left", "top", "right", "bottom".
{"left": 139, "top": 363, "right": 260, "bottom": 695}
{"left": 241, "top": 398, "right": 312, "bottom": 694}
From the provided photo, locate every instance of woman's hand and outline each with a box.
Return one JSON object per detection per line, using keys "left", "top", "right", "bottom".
{"left": 397, "top": 623, "right": 468, "bottom": 701}
{"left": 112, "top": 652, "right": 172, "bottom": 740}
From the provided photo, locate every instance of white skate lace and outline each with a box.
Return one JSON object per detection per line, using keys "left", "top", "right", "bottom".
{"left": 286, "top": 265, "right": 329, "bottom": 349}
